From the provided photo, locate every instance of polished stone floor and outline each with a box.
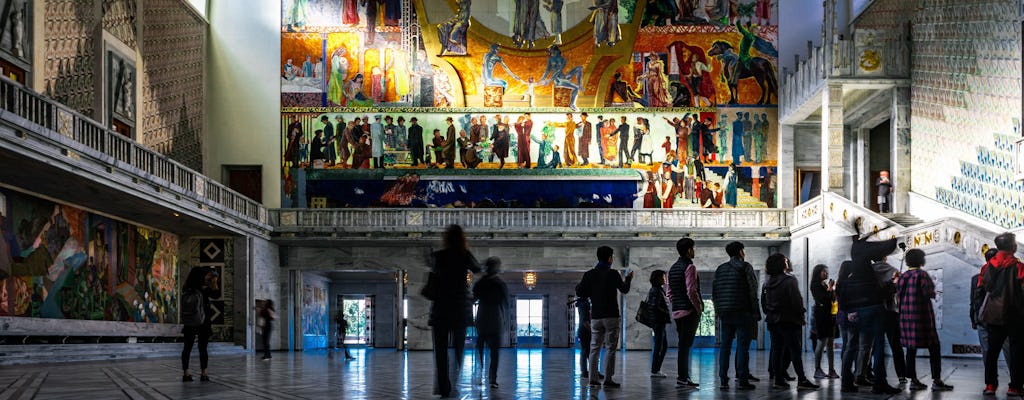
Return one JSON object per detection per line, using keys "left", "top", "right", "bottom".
{"left": 0, "top": 347, "right": 998, "bottom": 399}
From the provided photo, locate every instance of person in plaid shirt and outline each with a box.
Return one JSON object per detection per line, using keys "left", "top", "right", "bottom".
{"left": 896, "top": 249, "right": 954, "bottom": 391}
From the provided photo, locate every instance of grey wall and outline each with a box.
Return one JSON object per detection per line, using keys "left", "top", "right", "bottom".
{"left": 329, "top": 278, "right": 399, "bottom": 348}
{"left": 794, "top": 125, "right": 822, "bottom": 169}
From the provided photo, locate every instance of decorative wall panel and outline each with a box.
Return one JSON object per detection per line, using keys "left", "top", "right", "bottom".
{"left": 188, "top": 238, "right": 234, "bottom": 342}
{"left": 44, "top": 0, "right": 97, "bottom": 116}
{"left": 280, "top": 0, "right": 780, "bottom": 209}
{"left": 102, "top": 0, "right": 136, "bottom": 50}
{"left": 140, "top": 0, "right": 205, "bottom": 172}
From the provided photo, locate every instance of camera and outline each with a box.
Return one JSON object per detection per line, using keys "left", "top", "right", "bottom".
{"left": 897, "top": 242, "right": 907, "bottom": 251}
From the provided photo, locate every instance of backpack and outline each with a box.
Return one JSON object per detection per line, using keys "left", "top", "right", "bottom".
{"left": 980, "top": 263, "right": 1023, "bottom": 326}
{"left": 181, "top": 288, "right": 206, "bottom": 327}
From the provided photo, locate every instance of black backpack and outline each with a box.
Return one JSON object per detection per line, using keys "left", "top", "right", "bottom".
{"left": 181, "top": 288, "right": 206, "bottom": 327}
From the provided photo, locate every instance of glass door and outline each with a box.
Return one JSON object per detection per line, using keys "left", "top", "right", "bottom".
{"left": 515, "top": 297, "right": 544, "bottom": 348}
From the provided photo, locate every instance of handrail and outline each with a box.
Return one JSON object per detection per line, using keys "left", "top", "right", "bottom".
{"left": 0, "top": 76, "right": 267, "bottom": 225}
{"left": 269, "top": 208, "right": 793, "bottom": 232}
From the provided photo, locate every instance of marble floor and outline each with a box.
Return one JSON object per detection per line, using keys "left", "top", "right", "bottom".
{"left": 0, "top": 347, "right": 999, "bottom": 399}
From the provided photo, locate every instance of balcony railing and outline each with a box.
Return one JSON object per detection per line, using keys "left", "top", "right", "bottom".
{"left": 780, "top": 29, "right": 910, "bottom": 120}
{"left": 0, "top": 76, "right": 267, "bottom": 226}
{"left": 269, "top": 208, "right": 793, "bottom": 233}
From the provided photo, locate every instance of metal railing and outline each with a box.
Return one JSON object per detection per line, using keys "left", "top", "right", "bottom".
{"left": 780, "top": 29, "right": 910, "bottom": 120}
{"left": 269, "top": 208, "right": 792, "bottom": 233}
{"left": 0, "top": 76, "right": 267, "bottom": 225}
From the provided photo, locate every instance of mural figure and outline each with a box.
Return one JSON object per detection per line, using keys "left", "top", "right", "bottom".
{"left": 513, "top": 0, "right": 549, "bottom": 48}
{"left": 287, "top": 0, "right": 309, "bottom": 32}
{"left": 736, "top": 22, "right": 778, "bottom": 62}
{"left": 638, "top": 54, "right": 671, "bottom": 107}
{"left": 708, "top": 40, "right": 777, "bottom": 105}
{"left": 383, "top": 0, "right": 402, "bottom": 26}
{"left": 717, "top": 113, "right": 730, "bottom": 162}
{"left": 544, "top": 0, "right": 564, "bottom": 44}
{"left": 725, "top": 163, "right": 738, "bottom": 207}
{"left": 343, "top": 0, "right": 360, "bottom": 25}
{"left": 327, "top": 47, "right": 349, "bottom": 105}
{"left": 607, "top": 71, "right": 645, "bottom": 106}
{"left": 482, "top": 44, "right": 519, "bottom": 90}
{"left": 515, "top": 114, "right": 533, "bottom": 168}
{"left": 364, "top": 0, "right": 379, "bottom": 44}
{"left": 433, "top": 66, "right": 455, "bottom": 107}
{"left": 755, "top": 0, "right": 772, "bottom": 25}
{"left": 759, "top": 112, "right": 769, "bottom": 162}
{"left": 437, "top": 0, "right": 471, "bottom": 56}
{"left": 538, "top": 45, "right": 584, "bottom": 110}
{"left": 532, "top": 126, "right": 554, "bottom": 167}
{"left": 344, "top": 73, "right": 371, "bottom": 107}
{"left": 10, "top": 2, "right": 25, "bottom": 58}
{"left": 591, "top": 0, "right": 620, "bottom": 47}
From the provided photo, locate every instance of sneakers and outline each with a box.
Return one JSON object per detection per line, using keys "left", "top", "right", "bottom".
{"left": 828, "top": 370, "right": 840, "bottom": 379}
{"left": 199, "top": 375, "right": 210, "bottom": 382}
{"left": 840, "top": 385, "right": 859, "bottom": 393}
{"left": 603, "top": 380, "right": 621, "bottom": 388}
{"left": 983, "top": 384, "right": 996, "bottom": 396}
{"left": 588, "top": 380, "right": 602, "bottom": 387}
{"left": 745, "top": 375, "right": 761, "bottom": 382}
{"left": 813, "top": 369, "right": 827, "bottom": 379}
{"left": 872, "top": 383, "right": 901, "bottom": 394}
{"left": 772, "top": 381, "right": 790, "bottom": 389}
{"left": 909, "top": 380, "right": 928, "bottom": 391}
{"left": 797, "top": 379, "right": 821, "bottom": 390}
{"left": 490, "top": 382, "right": 499, "bottom": 389}
{"left": 736, "top": 382, "right": 756, "bottom": 390}
{"left": 932, "top": 381, "right": 954, "bottom": 391}
{"left": 651, "top": 372, "right": 667, "bottom": 378}
{"left": 718, "top": 383, "right": 730, "bottom": 390}
{"left": 855, "top": 376, "right": 874, "bottom": 386}
{"left": 182, "top": 375, "right": 193, "bottom": 382}
{"left": 675, "top": 379, "right": 699, "bottom": 388}
{"left": 1008, "top": 387, "right": 1022, "bottom": 397}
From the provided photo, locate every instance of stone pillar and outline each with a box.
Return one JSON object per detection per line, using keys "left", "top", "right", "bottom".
{"left": 777, "top": 124, "right": 795, "bottom": 208}
{"left": 396, "top": 270, "right": 406, "bottom": 350}
{"left": 405, "top": 270, "right": 433, "bottom": 350}
{"left": 891, "top": 86, "right": 911, "bottom": 213}
{"left": 821, "top": 83, "right": 845, "bottom": 196}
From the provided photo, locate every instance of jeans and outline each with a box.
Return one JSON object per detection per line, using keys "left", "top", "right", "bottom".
{"left": 476, "top": 331, "right": 501, "bottom": 382}
{"left": 651, "top": 322, "right": 668, "bottom": 373}
{"left": 984, "top": 324, "right": 1024, "bottom": 389}
{"left": 182, "top": 326, "right": 210, "bottom": 371}
{"left": 590, "top": 317, "right": 621, "bottom": 382}
{"left": 883, "top": 311, "right": 907, "bottom": 379}
{"left": 431, "top": 321, "right": 468, "bottom": 396}
{"left": 675, "top": 313, "right": 699, "bottom": 381}
{"left": 841, "top": 305, "right": 887, "bottom": 387}
{"left": 719, "top": 314, "right": 755, "bottom": 383}
{"left": 905, "top": 344, "right": 941, "bottom": 382}
{"left": 262, "top": 321, "right": 272, "bottom": 358}
{"left": 769, "top": 323, "right": 808, "bottom": 382}
{"left": 578, "top": 321, "right": 592, "bottom": 373}
{"left": 979, "top": 324, "right": 1012, "bottom": 369}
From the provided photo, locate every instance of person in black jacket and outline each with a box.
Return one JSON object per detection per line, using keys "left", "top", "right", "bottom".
{"left": 576, "top": 246, "right": 633, "bottom": 388}
{"left": 646, "top": 270, "right": 670, "bottom": 378}
{"left": 712, "top": 241, "right": 760, "bottom": 390}
{"left": 668, "top": 238, "right": 702, "bottom": 388}
{"left": 972, "top": 249, "right": 1011, "bottom": 376}
{"left": 837, "top": 229, "right": 900, "bottom": 394}
{"left": 181, "top": 266, "right": 220, "bottom": 382}
{"left": 472, "top": 257, "right": 509, "bottom": 388}
{"left": 762, "top": 253, "right": 820, "bottom": 390}
{"left": 809, "top": 264, "right": 838, "bottom": 379}
{"left": 429, "top": 225, "right": 481, "bottom": 398}
{"left": 408, "top": 117, "right": 424, "bottom": 166}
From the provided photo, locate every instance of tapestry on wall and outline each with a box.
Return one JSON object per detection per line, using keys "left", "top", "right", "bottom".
{"left": 280, "top": 0, "right": 778, "bottom": 209}
{"left": 188, "top": 238, "right": 234, "bottom": 341}
{"left": 0, "top": 188, "right": 179, "bottom": 323}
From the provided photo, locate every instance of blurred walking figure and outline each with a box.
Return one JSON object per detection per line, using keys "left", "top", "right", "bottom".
{"left": 335, "top": 311, "right": 355, "bottom": 360}
{"left": 427, "top": 225, "right": 481, "bottom": 398}
{"left": 473, "top": 257, "right": 509, "bottom": 388}
{"left": 260, "top": 300, "right": 276, "bottom": 360}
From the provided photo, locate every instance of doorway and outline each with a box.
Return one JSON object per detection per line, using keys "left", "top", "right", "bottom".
{"left": 223, "top": 165, "right": 263, "bottom": 202}
{"left": 339, "top": 296, "right": 374, "bottom": 346}
{"left": 515, "top": 297, "right": 545, "bottom": 348}
{"left": 797, "top": 169, "right": 821, "bottom": 205}
{"left": 868, "top": 120, "right": 892, "bottom": 212}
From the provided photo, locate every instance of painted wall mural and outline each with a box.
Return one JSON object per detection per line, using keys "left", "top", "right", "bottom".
{"left": 0, "top": 188, "right": 179, "bottom": 323}
{"left": 280, "top": 0, "right": 778, "bottom": 209}
{"left": 302, "top": 282, "right": 328, "bottom": 349}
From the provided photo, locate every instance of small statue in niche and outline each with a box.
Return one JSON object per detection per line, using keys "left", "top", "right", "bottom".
{"left": 437, "top": 0, "right": 471, "bottom": 56}
{"left": 10, "top": 1, "right": 25, "bottom": 58}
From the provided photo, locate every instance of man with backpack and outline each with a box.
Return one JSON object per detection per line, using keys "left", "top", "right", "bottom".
{"left": 181, "top": 266, "right": 220, "bottom": 382}
{"left": 979, "top": 232, "right": 1024, "bottom": 396}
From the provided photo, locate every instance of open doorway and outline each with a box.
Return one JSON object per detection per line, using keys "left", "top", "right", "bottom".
{"left": 515, "top": 297, "right": 545, "bottom": 348}
{"left": 339, "top": 296, "right": 374, "bottom": 346}
{"left": 868, "top": 120, "right": 892, "bottom": 212}
{"left": 797, "top": 169, "right": 821, "bottom": 205}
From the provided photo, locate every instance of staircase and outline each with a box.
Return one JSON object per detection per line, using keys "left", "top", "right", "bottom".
{"left": 884, "top": 213, "right": 924, "bottom": 227}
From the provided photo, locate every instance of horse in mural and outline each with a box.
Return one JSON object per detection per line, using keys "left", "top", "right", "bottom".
{"left": 708, "top": 41, "right": 777, "bottom": 105}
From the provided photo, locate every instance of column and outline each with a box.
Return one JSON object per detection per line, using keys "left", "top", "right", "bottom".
{"left": 856, "top": 127, "right": 870, "bottom": 207}
{"left": 777, "top": 124, "right": 795, "bottom": 208}
{"left": 821, "top": 83, "right": 845, "bottom": 196}
{"left": 405, "top": 269, "right": 433, "bottom": 350}
{"left": 891, "top": 86, "right": 911, "bottom": 213}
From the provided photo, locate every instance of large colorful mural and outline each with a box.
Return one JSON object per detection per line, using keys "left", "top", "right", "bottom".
{"left": 0, "top": 188, "right": 179, "bottom": 323}
{"left": 280, "top": 0, "right": 779, "bottom": 209}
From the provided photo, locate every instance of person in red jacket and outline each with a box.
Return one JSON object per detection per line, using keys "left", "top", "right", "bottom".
{"left": 978, "top": 233, "right": 1024, "bottom": 396}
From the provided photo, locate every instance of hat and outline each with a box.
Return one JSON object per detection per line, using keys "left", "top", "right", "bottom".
{"left": 374, "top": 115, "right": 382, "bottom": 119}
{"left": 335, "top": 115, "right": 343, "bottom": 120}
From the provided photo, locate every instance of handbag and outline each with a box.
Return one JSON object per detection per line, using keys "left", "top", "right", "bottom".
{"left": 635, "top": 300, "right": 654, "bottom": 328}
{"left": 421, "top": 271, "right": 440, "bottom": 301}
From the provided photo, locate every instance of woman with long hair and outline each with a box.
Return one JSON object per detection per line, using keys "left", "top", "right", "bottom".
{"left": 181, "top": 266, "right": 220, "bottom": 382}
{"left": 810, "top": 264, "right": 838, "bottom": 379}
{"left": 429, "top": 225, "right": 481, "bottom": 397}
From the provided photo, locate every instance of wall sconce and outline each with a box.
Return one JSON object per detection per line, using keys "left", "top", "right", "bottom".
{"left": 466, "top": 271, "right": 473, "bottom": 285}
{"left": 523, "top": 272, "right": 537, "bottom": 290}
